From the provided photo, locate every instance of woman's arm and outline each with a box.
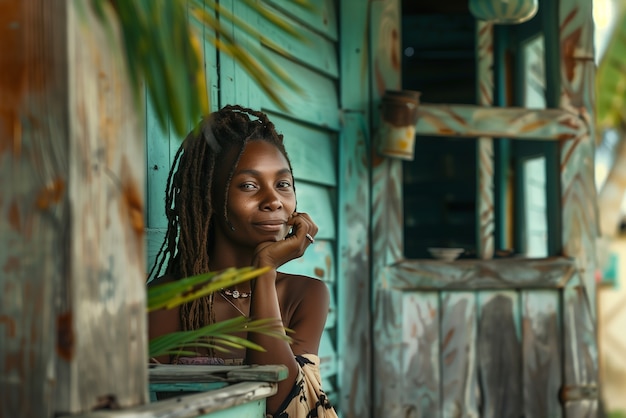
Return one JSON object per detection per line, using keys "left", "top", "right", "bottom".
{"left": 246, "top": 272, "right": 330, "bottom": 415}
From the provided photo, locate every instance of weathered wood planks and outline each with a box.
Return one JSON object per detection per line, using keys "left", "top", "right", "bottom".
{"left": 1, "top": 1, "right": 147, "bottom": 416}
{"left": 63, "top": 382, "right": 275, "bottom": 418}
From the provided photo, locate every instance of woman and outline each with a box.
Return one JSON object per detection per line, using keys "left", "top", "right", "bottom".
{"left": 148, "top": 105, "right": 338, "bottom": 417}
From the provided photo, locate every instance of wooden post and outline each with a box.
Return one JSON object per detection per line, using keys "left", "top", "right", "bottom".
{"left": 0, "top": 1, "right": 147, "bottom": 416}
{"left": 558, "top": 0, "right": 599, "bottom": 414}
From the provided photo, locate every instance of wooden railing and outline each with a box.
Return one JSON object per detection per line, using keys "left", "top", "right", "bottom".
{"left": 62, "top": 364, "right": 288, "bottom": 418}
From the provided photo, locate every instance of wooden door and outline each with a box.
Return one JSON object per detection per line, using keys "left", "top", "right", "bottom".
{"left": 370, "top": 0, "right": 598, "bottom": 416}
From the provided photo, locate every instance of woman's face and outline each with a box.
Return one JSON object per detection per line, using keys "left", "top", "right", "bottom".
{"left": 220, "top": 140, "right": 296, "bottom": 246}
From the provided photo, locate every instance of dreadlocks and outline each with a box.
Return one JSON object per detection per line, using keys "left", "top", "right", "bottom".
{"left": 147, "top": 105, "right": 294, "bottom": 337}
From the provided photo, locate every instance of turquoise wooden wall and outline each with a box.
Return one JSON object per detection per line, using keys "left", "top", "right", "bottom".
{"left": 145, "top": 0, "right": 342, "bottom": 409}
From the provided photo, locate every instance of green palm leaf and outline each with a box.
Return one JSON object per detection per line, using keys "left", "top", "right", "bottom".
{"left": 147, "top": 266, "right": 270, "bottom": 312}
{"left": 89, "top": 0, "right": 312, "bottom": 137}
{"left": 149, "top": 316, "right": 291, "bottom": 358}
{"left": 147, "top": 266, "right": 294, "bottom": 359}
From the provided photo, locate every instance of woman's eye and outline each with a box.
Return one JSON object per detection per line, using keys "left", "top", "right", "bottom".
{"left": 240, "top": 183, "right": 256, "bottom": 190}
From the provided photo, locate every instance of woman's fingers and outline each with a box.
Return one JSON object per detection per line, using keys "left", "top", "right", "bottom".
{"left": 289, "top": 211, "right": 318, "bottom": 242}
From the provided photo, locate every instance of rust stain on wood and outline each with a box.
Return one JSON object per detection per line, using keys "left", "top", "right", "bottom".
{"left": 0, "top": 314, "right": 16, "bottom": 338}
{"left": 120, "top": 158, "right": 144, "bottom": 235}
{"left": 0, "top": 1, "right": 24, "bottom": 155}
{"left": 314, "top": 267, "right": 325, "bottom": 279}
{"left": 3, "top": 256, "right": 20, "bottom": 273}
{"left": 56, "top": 311, "right": 75, "bottom": 361}
{"left": 35, "top": 177, "right": 65, "bottom": 209}
{"left": 561, "top": 9, "right": 582, "bottom": 84}
{"left": 119, "top": 157, "right": 145, "bottom": 261}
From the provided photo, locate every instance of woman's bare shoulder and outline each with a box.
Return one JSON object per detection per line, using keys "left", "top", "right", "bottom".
{"left": 277, "top": 272, "right": 328, "bottom": 294}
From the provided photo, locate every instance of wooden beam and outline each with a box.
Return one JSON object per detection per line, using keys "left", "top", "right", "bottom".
{"left": 415, "top": 103, "right": 588, "bottom": 140}
{"left": 62, "top": 382, "right": 276, "bottom": 418}
{"left": 148, "top": 364, "right": 288, "bottom": 384}
{"left": 0, "top": 2, "right": 147, "bottom": 416}
{"left": 386, "top": 257, "right": 577, "bottom": 290}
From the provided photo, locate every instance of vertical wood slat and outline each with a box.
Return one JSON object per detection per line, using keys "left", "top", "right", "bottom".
{"left": 370, "top": 0, "right": 403, "bottom": 417}
{"left": 522, "top": 290, "right": 562, "bottom": 417}
{"left": 62, "top": 3, "right": 148, "bottom": 413}
{"left": 402, "top": 292, "right": 440, "bottom": 417}
{"left": 477, "top": 291, "right": 522, "bottom": 418}
{"left": 0, "top": 2, "right": 66, "bottom": 416}
{"left": 558, "top": 0, "right": 598, "bottom": 413}
{"left": 373, "top": 284, "right": 404, "bottom": 418}
{"left": 563, "top": 272, "right": 598, "bottom": 416}
{"left": 1, "top": 1, "right": 148, "bottom": 416}
{"left": 476, "top": 21, "right": 495, "bottom": 260}
{"left": 338, "top": 0, "right": 371, "bottom": 412}
{"left": 337, "top": 113, "right": 371, "bottom": 417}
{"left": 440, "top": 292, "right": 479, "bottom": 418}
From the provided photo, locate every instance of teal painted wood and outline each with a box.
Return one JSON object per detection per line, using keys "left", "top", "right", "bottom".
{"left": 260, "top": 52, "right": 340, "bottom": 130}
{"left": 369, "top": 0, "right": 404, "bottom": 417}
{"left": 291, "top": 183, "right": 335, "bottom": 240}
{"left": 522, "top": 290, "right": 562, "bottom": 417}
{"left": 556, "top": 0, "right": 599, "bottom": 412}
{"left": 373, "top": 288, "right": 405, "bottom": 418}
{"left": 475, "top": 21, "right": 495, "bottom": 260}
{"left": 562, "top": 272, "right": 598, "bottom": 408}
{"left": 338, "top": 2, "right": 374, "bottom": 417}
{"left": 257, "top": 4, "right": 339, "bottom": 78}
{"left": 387, "top": 257, "right": 576, "bottom": 290}
{"left": 318, "top": 332, "right": 338, "bottom": 379}
{"left": 266, "top": 0, "right": 338, "bottom": 42}
{"left": 196, "top": 400, "right": 266, "bottom": 418}
{"left": 145, "top": 93, "right": 172, "bottom": 230}
{"left": 150, "top": 381, "right": 228, "bottom": 395}
{"left": 280, "top": 240, "right": 335, "bottom": 283}
{"left": 440, "top": 292, "right": 479, "bottom": 418}
{"left": 402, "top": 292, "right": 440, "bottom": 417}
{"left": 274, "top": 114, "right": 337, "bottom": 187}
{"left": 477, "top": 291, "right": 522, "bottom": 418}
{"left": 336, "top": 113, "right": 372, "bottom": 418}
{"left": 414, "top": 104, "right": 586, "bottom": 141}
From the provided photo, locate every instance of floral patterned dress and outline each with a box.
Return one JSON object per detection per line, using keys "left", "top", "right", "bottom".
{"left": 270, "top": 354, "right": 338, "bottom": 418}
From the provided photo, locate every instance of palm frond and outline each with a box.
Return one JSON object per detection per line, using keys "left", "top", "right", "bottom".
{"left": 148, "top": 266, "right": 270, "bottom": 312}
{"left": 149, "top": 316, "right": 291, "bottom": 358}
{"left": 88, "top": 0, "right": 314, "bottom": 137}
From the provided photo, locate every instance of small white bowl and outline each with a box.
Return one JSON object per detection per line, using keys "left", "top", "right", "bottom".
{"left": 427, "top": 247, "right": 464, "bottom": 261}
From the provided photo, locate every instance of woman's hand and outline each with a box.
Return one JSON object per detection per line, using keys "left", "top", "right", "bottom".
{"left": 252, "top": 211, "right": 318, "bottom": 270}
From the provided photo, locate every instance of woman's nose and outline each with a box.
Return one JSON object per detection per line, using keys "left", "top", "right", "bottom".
{"left": 260, "top": 189, "right": 282, "bottom": 210}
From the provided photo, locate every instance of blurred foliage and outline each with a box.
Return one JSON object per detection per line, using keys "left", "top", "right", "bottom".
{"left": 148, "top": 266, "right": 292, "bottom": 358}
{"left": 88, "top": 0, "right": 311, "bottom": 137}
{"left": 596, "top": 2, "right": 626, "bottom": 132}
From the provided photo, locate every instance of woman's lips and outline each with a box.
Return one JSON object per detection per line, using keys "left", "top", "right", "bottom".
{"left": 253, "top": 221, "right": 286, "bottom": 232}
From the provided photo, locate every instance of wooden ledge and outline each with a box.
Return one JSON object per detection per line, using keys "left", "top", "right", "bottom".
{"left": 148, "top": 364, "right": 289, "bottom": 383}
{"left": 384, "top": 256, "right": 577, "bottom": 290}
{"left": 62, "top": 381, "right": 276, "bottom": 417}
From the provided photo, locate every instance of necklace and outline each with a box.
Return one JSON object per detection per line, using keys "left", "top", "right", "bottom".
{"left": 221, "top": 288, "right": 252, "bottom": 299}
{"left": 218, "top": 291, "right": 248, "bottom": 318}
